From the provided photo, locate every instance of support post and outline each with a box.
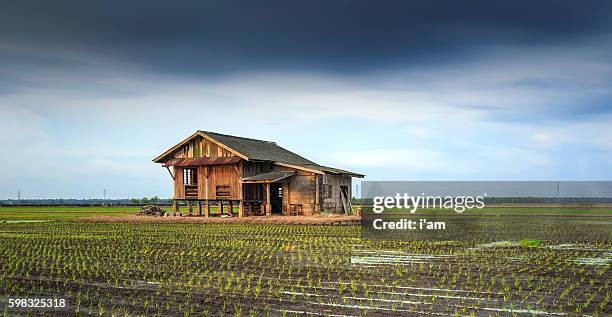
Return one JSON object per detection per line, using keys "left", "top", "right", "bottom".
{"left": 197, "top": 201, "right": 202, "bottom": 216}
{"left": 172, "top": 199, "right": 178, "bottom": 213}
{"left": 238, "top": 200, "right": 244, "bottom": 217}
{"left": 229, "top": 201, "right": 233, "bottom": 217}
{"left": 219, "top": 201, "right": 223, "bottom": 215}
{"left": 204, "top": 200, "right": 210, "bottom": 217}
{"left": 314, "top": 174, "right": 320, "bottom": 215}
{"left": 287, "top": 180, "right": 291, "bottom": 215}
{"left": 265, "top": 183, "right": 271, "bottom": 217}
{"left": 187, "top": 201, "right": 193, "bottom": 213}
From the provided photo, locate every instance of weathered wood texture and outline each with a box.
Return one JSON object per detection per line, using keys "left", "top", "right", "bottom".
{"left": 174, "top": 167, "right": 185, "bottom": 199}
{"left": 173, "top": 136, "right": 235, "bottom": 159}
{"left": 273, "top": 165, "right": 317, "bottom": 215}
{"left": 321, "top": 173, "right": 352, "bottom": 213}
{"left": 282, "top": 181, "right": 290, "bottom": 215}
{"left": 243, "top": 183, "right": 264, "bottom": 201}
{"left": 242, "top": 161, "right": 273, "bottom": 177}
{"left": 197, "top": 164, "right": 241, "bottom": 200}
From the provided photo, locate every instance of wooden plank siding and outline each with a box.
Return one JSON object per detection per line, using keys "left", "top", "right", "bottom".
{"left": 272, "top": 165, "right": 318, "bottom": 216}
{"left": 321, "top": 173, "right": 352, "bottom": 213}
{"left": 197, "top": 167, "right": 208, "bottom": 199}
{"left": 282, "top": 181, "right": 290, "bottom": 215}
{"left": 173, "top": 164, "right": 241, "bottom": 200}
{"left": 169, "top": 134, "right": 242, "bottom": 200}
{"left": 203, "top": 164, "right": 241, "bottom": 200}
{"left": 174, "top": 167, "right": 185, "bottom": 199}
{"left": 242, "top": 161, "right": 273, "bottom": 177}
{"left": 173, "top": 136, "right": 235, "bottom": 159}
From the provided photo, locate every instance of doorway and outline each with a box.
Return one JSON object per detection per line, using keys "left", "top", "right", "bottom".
{"left": 340, "top": 185, "right": 352, "bottom": 215}
{"left": 270, "top": 183, "right": 283, "bottom": 214}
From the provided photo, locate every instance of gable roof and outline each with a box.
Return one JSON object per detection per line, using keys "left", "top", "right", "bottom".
{"left": 153, "top": 130, "right": 364, "bottom": 177}
{"left": 202, "top": 131, "right": 316, "bottom": 165}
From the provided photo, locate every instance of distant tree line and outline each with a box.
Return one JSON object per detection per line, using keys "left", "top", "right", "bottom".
{"left": 0, "top": 197, "right": 172, "bottom": 207}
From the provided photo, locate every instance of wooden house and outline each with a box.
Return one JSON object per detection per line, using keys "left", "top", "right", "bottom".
{"left": 153, "top": 131, "right": 364, "bottom": 217}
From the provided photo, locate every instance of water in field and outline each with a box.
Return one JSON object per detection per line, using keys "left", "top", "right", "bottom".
{"left": 0, "top": 212, "right": 610, "bottom": 316}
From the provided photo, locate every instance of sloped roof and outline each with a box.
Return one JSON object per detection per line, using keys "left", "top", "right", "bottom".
{"left": 242, "top": 171, "right": 295, "bottom": 183}
{"left": 153, "top": 130, "right": 364, "bottom": 177}
{"left": 202, "top": 131, "right": 315, "bottom": 165}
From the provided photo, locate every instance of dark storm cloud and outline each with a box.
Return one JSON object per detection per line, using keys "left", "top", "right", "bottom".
{"left": 1, "top": 0, "right": 611, "bottom": 74}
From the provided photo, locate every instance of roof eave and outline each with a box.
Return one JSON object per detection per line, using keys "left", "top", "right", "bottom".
{"left": 241, "top": 171, "right": 296, "bottom": 183}
{"left": 273, "top": 162, "right": 325, "bottom": 175}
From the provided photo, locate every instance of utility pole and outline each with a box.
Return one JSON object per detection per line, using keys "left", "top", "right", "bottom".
{"left": 17, "top": 190, "right": 21, "bottom": 200}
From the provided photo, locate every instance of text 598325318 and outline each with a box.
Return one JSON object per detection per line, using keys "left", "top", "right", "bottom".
{"left": 2, "top": 298, "right": 67, "bottom": 310}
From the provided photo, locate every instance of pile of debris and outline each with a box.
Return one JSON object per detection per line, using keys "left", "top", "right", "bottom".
{"left": 136, "top": 205, "right": 166, "bottom": 216}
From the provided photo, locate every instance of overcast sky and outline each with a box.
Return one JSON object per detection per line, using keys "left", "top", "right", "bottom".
{"left": 1, "top": 1, "right": 612, "bottom": 199}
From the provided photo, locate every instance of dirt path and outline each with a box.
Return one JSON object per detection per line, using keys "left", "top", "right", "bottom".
{"left": 78, "top": 214, "right": 361, "bottom": 225}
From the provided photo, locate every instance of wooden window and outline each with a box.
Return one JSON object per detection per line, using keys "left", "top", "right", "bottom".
{"left": 216, "top": 185, "right": 231, "bottom": 198}
{"left": 183, "top": 168, "right": 197, "bottom": 186}
{"left": 323, "top": 184, "right": 332, "bottom": 199}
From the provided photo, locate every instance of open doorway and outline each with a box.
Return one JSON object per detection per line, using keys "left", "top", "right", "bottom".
{"left": 270, "top": 183, "right": 283, "bottom": 214}
{"left": 340, "top": 185, "right": 352, "bottom": 215}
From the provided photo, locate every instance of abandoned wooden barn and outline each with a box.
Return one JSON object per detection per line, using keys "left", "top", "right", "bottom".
{"left": 153, "top": 131, "right": 364, "bottom": 217}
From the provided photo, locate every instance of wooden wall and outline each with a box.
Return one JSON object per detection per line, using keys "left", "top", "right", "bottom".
{"left": 242, "top": 161, "right": 272, "bottom": 177}
{"left": 243, "top": 183, "right": 264, "bottom": 201}
{"left": 173, "top": 136, "right": 235, "bottom": 159}
{"left": 170, "top": 135, "right": 241, "bottom": 200}
{"left": 198, "top": 164, "right": 241, "bottom": 200}
{"left": 321, "top": 173, "right": 352, "bottom": 213}
{"left": 173, "top": 164, "right": 241, "bottom": 200}
{"left": 272, "top": 165, "right": 318, "bottom": 215}
{"left": 174, "top": 167, "right": 185, "bottom": 199}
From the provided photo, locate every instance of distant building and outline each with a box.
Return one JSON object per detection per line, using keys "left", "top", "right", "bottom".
{"left": 153, "top": 131, "right": 363, "bottom": 216}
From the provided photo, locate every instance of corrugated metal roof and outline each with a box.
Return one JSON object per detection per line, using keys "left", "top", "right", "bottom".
{"left": 242, "top": 171, "right": 295, "bottom": 183}
{"left": 163, "top": 156, "right": 241, "bottom": 167}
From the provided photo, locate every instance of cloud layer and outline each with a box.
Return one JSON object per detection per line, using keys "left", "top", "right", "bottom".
{"left": 1, "top": 1, "right": 611, "bottom": 198}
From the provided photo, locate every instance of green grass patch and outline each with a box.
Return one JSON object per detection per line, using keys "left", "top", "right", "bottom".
{"left": 520, "top": 239, "right": 542, "bottom": 247}
{"left": 0, "top": 206, "right": 140, "bottom": 221}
